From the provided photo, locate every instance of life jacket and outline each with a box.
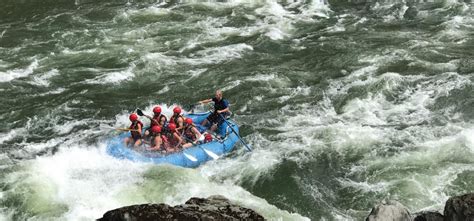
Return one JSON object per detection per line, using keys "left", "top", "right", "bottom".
{"left": 150, "top": 133, "right": 167, "bottom": 149}
{"left": 151, "top": 114, "right": 167, "bottom": 127}
{"left": 170, "top": 114, "right": 185, "bottom": 134}
{"left": 167, "top": 131, "right": 180, "bottom": 146}
{"left": 161, "top": 134, "right": 168, "bottom": 144}
{"left": 130, "top": 120, "right": 143, "bottom": 139}
{"left": 183, "top": 125, "right": 197, "bottom": 142}
{"left": 170, "top": 114, "right": 184, "bottom": 127}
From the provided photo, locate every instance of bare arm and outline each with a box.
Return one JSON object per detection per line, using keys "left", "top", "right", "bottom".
{"left": 137, "top": 124, "right": 142, "bottom": 136}
{"left": 176, "top": 117, "right": 184, "bottom": 133}
{"left": 149, "top": 137, "right": 162, "bottom": 150}
{"left": 217, "top": 107, "right": 229, "bottom": 114}
{"left": 143, "top": 114, "right": 159, "bottom": 126}
{"left": 199, "top": 98, "right": 213, "bottom": 104}
{"left": 173, "top": 133, "right": 184, "bottom": 148}
{"left": 192, "top": 127, "right": 202, "bottom": 142}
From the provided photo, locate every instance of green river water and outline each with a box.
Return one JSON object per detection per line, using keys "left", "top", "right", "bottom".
{"left": 0, "top": 0, "right": 473, "bottom": 220}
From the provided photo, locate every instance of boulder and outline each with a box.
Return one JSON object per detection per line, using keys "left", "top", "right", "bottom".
{"left": 366, "top": 200, "right": 411, "bottom": 221}
{"left": 444, "top": 193, "right": 474, "bottom": 221}
{"left": 97, "top": 195, "right": 265, "bottom": 221}
{"left": 413, "top": 211, "right": 443, "bottom": 221}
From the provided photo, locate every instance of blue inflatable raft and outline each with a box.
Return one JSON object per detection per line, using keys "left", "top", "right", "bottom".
{"left": 106, "top": 112, "right": 240, "bottom": 168}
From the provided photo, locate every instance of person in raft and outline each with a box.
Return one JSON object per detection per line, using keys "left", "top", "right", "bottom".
{"left": 165, "top": 123, "right": 184, "bottom": 151}
{"left": 169, "top": 106, "right": 185, "bottom": 134}
{"left": 199, "top": 89, "right": 230, "bottom": 132}
{"left": 143, "top": 106, "right": 168, "bottom": 137}
{"left": 182, "top": 118, "right": 202, "bottom": 148}
{"left": 124, "top": 113, "right": 143, "bottom": 148}
{"left": 146, "top": 126, "right": 165, "bottom": 152}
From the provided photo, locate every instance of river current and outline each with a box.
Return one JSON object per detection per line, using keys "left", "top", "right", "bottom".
{"left": 0, "top": 0, "right": 473, "bottom": 220}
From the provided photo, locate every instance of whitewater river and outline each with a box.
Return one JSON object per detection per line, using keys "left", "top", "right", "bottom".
{"left": 1, "top": 0, "right": 473, "bottom": 220}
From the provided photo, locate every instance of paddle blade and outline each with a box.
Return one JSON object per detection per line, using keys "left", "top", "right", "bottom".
{"left": 116, "top": 128, "right": 138, "bottom": 132}
{"left": 136, "top": 109, "right": 144, "bottom": 116}
{"left": 183, "top": 152, "right": 198, "bottom": 162}
{"left": 202, "top": 148, "right": 219, "bottom": 160}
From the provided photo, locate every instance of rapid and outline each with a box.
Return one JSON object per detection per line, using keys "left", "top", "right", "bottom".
{"left": 0, "top": 0, "right": 473, "bottom": 220}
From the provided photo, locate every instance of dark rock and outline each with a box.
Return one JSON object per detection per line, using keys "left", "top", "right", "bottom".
{"left": 413, "top": 211, "right": 443, "bottom": 221}
{"left": 97, "top": 195, "right": 265, "bottom": 221}
{"left": 366, "top": 200, "right": 412, "bottom": 221}
{"left": 444, "top": 193, "right": 474, "bottom": 221}
{"left": 403, "top": 6, "right": 418, "bottom": 20}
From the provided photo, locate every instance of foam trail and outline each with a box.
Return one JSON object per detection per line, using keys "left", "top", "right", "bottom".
{"left": 0, "top": 60, "right": 39, "bottom": 83}
{"left": 1, "top": 144, "right": 309, "bottom": 220}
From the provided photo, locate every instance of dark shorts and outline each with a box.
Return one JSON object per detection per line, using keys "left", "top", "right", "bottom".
{"left": 207, "top": 112, "right": 227, "bottom": 125}
{"left": 131, "top": 134, "right": 142, "bottom": 141}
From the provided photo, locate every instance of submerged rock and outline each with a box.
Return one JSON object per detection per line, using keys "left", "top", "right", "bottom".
{"left": 97, "top": 195, "right": 265, "bottom": 221}
{"left": 366, "top": 200, "right": 411, "bottom": 221}
{"left": 444, "top": 193, "right": 474, "bottom": 221}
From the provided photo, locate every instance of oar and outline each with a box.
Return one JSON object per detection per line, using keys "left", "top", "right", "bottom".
{"left": 116, "top": 128, "right": 139, "bottom": 132}
{"left": 201, "top": 147, "right": 219, "bottom": 160}
{"left": 183, "top": 151, "right": 198, "bottom": 162}
{"left": 137, "top": 108, "right": 161, "bottom": 127}
{"left": 218, "top": 114, "right": 252, "bottom": 152}
{"left": 183, "top": 135, "right": 219, "bottom": 160}
{"left": 178, "top": 143, "right": 198, "bottom": 162}
{"left": 136, "top": 108, "right": 146, "bottom": 117}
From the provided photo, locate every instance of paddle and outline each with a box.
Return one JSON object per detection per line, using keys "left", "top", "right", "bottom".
{"left": 116, "top": 128, "right": 139, "bottom": 132}
{"left": 218, "top": 114, "right": 252, "bottom": 152}
{"left": 182, "top": 134, "right": 219, "bottom": 160}
{"left": 176, "top": 143, "right": 198, "bottom": 162}
{"left": 183, "top": 151, "right": 198, "bottom": 162}
{"left": 137, "top": 108, "right": 161, "bottom": 126}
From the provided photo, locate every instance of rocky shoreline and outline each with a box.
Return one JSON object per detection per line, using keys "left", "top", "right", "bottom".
{"left": 366, "top": 193, "right": 474, "bottom": 221}
{"left": 97, "top": 195, "right": 264, "bottom": 221}
{"left": 97, "top": 193, "right": 473, "bottom": 220}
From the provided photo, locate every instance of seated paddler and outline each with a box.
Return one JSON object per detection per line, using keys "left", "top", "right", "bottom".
{"left": 124, "top": 113, "right": 143, "bottom": 148}
{"left": 181, "top": 118, "right": 202, "bottom": 148}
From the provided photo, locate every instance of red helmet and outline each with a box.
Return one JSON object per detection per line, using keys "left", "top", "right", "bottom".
{"left": 204, "top": 133, "right": 212, "bottom": 142}
{"left": 129, "top": 113, "right": 138, "bottom": 122}
{"left": 153, "top": 106, "right": 162, "bottom": 114}
{"left": 151, "top": 126, "right": 161, "bottom": 133}
{"left": 168, "top": 123, "right": 176, "bottom": 132}
{"left": 185, "top": 118, "right": 193, "bottom": 125}
{"left": 173, "top": 106, "right": 181, "bottom": 114}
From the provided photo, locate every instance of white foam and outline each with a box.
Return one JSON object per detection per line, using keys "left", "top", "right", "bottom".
{"left": 181, "top": 43, "right": 253, "bottom": 65}
{"left": 30, "top": 69, "right": 60, "bottom": 87}
{"left": 0, "top": 59, "right": 39, "bottom": 83}
{"left": 143, "top": 52, "right": 177, "bottom": 67}
{"left": 84, "top": 65, "right": 135, "bottom": 85}
{"left": 0, "top": 59, "right": 8, "bottom": 69}
{"left": 278, "top": 86, "right": 311, "bottom": 103}
{"left": 53, "top": 120, "right": 88, "bottom": 135}
{"left": 185, "top": 68, "right": 207, "bottom": 81}
{"left": 438, "top": 15, "right": 474, "bottom": 41}
{"left": 61, "top": 48, "right": 97, "bottom": 55}
{"left": 157, "top": 85, "right": 170, "bottom": 94}
{"left": 0, "top": 128, "right": 26, "bottom": 145}
{"left": 2, "top": 142, "right": 309, "bottom": 220}
{"left": 0, "top": 29, "right": 6, "bottom": 39}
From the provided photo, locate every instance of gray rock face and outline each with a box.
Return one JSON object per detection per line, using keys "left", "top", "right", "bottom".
{"left": 366, "top": 200, "right": 412, "bottom": 221}
{"left": 97, "top": 195, "right": 265, "bottom": 221}
{"left": 413, "top": 211, "right": 444, "bottom": 221}
{"left": 444, "top": 193, "right": 474, "bottom": 221}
